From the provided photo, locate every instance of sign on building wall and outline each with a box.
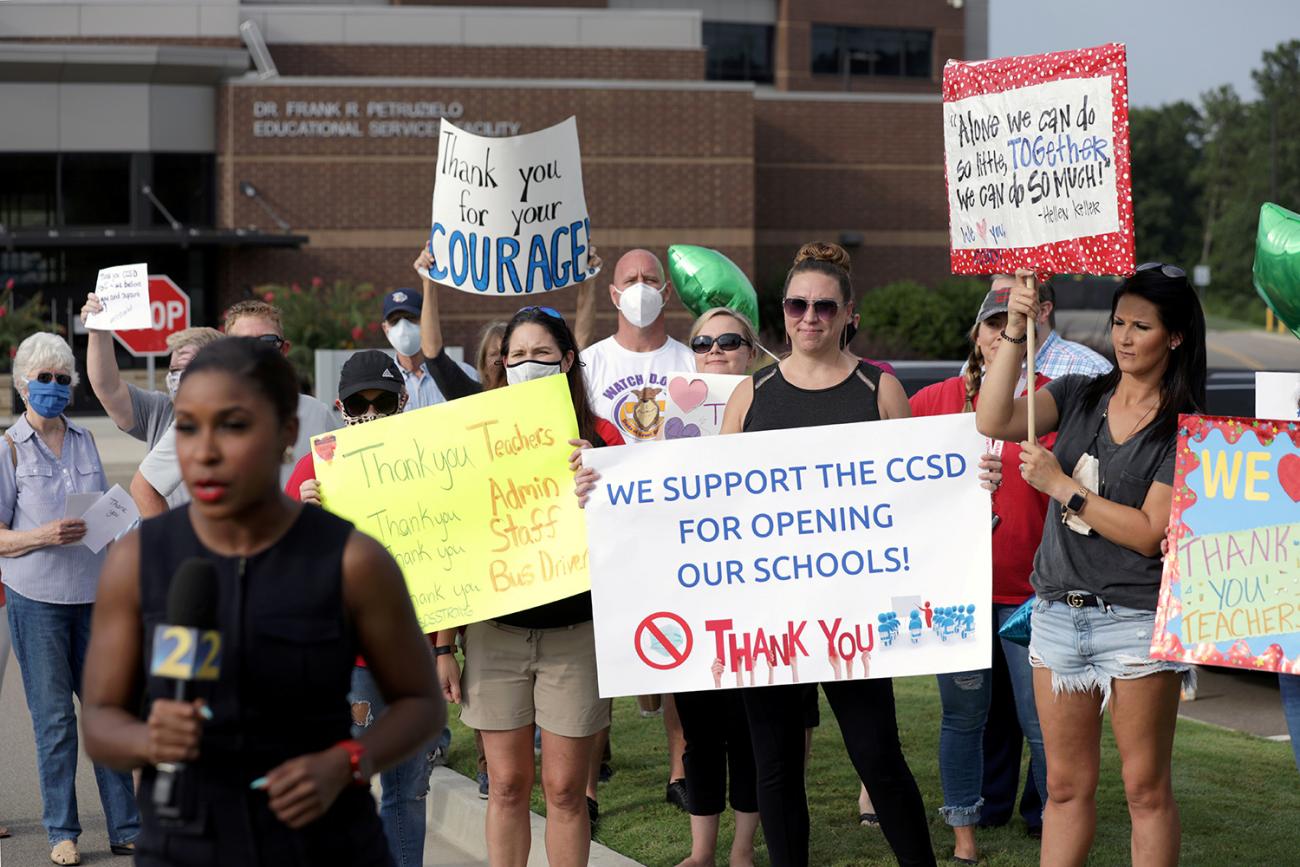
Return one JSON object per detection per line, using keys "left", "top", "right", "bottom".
{"left": 250, "top": 99, "right": 521, "bottom": 138}
{"left": 942, "top": 43, "right": 1135, "bottom": 275}
{"left": 1151, "top": 415, "right": 1300, "bottom": 675}
{"left": 428, "top": 116, "right": 592, "bottom": 296}
{"left": 582, "top": 413, "right": 992, "bottom": 697}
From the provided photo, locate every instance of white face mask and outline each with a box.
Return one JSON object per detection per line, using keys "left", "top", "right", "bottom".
{"left": 615, "top": 282, "right": 665, "bottom": 329}
{"left": 505, "top": 359, "right": 563, "bottom": 386}
{"left": 385, "top": 319, "right": 421, "bottom": 357}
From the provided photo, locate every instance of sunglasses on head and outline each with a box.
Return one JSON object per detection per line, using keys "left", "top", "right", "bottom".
{"left": 516, "top": 306, "right": 565, "bottom": 322}
{"left": 782, "top": 297, "right": 841, "bottom": 321}
{"left": 1136, "top": 262, "right": 1186, "bottom": 279}
{"left": 34, "top": 372, "right": 72, "bottom": 386}
{"left": 690, "top": 333, "right": 752, "bottom": 353}
{"left": 255, "top": 334, "right": 286, "bottom": 348}
{"left": 342, "top": 391, "right": 400, "bottom": 417}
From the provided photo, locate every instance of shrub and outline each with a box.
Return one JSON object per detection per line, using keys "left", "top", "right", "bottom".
{"left": 255, "top": 277, "right": 386, "bottom": 389}
{"left": 0, "top": 283, "right": 60, "bottom": 371}
{"left": 856, "top": 278, "right": 988, "bottom": 359}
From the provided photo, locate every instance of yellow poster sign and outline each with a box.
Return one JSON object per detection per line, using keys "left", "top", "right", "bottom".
{"left": 311, "top": 375, "right": 589, "bottom": 632}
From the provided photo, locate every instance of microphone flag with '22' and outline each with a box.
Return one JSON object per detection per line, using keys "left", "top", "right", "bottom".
{"left": 149, "top": 556, "right": 222, "bottom": 820}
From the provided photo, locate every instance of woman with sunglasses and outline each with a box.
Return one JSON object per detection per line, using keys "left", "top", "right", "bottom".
{"left": 719, "top": 243, "right": 934, "bottom": 867}
{"left": 687, "top": 307, "right": 759, "bottom": 376}
{"left": 436, "top": 305, "right": 621, "bottom": 867}
{"left": 977, "top": 265, "right": 1205, "bottom": 867}
{"left": 0, "top": 332, "right": 141, "bottom": 864}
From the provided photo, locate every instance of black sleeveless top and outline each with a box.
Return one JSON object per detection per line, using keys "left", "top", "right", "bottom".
{"left": 134, "top": 505, "right": 390, "bottom": 867}
{"left": 743, "top": 360, "right": 883, "bottom": 433}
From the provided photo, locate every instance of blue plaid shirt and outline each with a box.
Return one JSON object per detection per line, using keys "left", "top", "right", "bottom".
{"left": 1034, "top": 329, "right": 1113, "bottom": 380}
{"left": 0, "top": 415, "right": 108, "bottom": 604}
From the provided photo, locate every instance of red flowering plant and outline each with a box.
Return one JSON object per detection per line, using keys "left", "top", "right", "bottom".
{"left": 254, "top": 277, "right": 385, "bottom": 388}
{"left": 0, "top": 281, "right": 60, "bottom": 372}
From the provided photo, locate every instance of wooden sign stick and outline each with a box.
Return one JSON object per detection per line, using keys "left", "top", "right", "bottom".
{"left": 1026, "top": 274, "right": 1038, "bottom": 443}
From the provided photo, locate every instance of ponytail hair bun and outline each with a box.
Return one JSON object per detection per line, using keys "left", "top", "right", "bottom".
{"left": 793, "top": 242, "right": 851, "bottom": 274}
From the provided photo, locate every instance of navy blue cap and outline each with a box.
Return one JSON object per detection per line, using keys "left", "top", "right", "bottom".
{"left": 383, "top": 288, "right": 422, "bottom": 319}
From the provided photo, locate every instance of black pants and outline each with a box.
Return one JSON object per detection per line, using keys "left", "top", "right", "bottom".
{"left": 980, "top": 623, "right": 1043, "bottom": 827}
{"left": 674, "top": 689, "right": 758, "bottom": 815}
{"left": 742, "top": 681, "right": 935, "bottom": 867}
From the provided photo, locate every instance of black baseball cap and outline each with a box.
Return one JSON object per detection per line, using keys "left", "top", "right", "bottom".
{"left": 338, "top": 350, "right": 403, "bottom": 401}
{"left": 383, "top": 288, "right": 422, "bottom": 319}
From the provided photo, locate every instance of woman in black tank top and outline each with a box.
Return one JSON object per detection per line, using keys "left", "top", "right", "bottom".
{"left": 81, "top": 338, "right": 443, "bottom": 866}
{"left": 721, "top": 243, "right": 936, "bottom": 867}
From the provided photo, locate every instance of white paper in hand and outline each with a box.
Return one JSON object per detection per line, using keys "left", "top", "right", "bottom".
{"left": 64, "top": 492, "right": 102, "bottom": 519}
{"left": 80, "top": 484, "right": 140, "bottom": 553}
{"left": 85, "top": 264, "right": 151, "bottom": 331}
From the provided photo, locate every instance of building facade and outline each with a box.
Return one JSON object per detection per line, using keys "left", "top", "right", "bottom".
{"left": 0, "top": 0, "right": 984, "bottom": 362}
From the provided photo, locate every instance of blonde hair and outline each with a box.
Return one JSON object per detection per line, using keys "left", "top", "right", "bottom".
{"left": 223, "top": 299, "right": 283, "bottom": 333}
{"left": 475, "top": 320, "right": 508, "bottom": 390}
{"left": 962, "top": 321, "right": 983, "bottom": 412}
{"left": 689, "top": 307, "right": 760, "bottom": 352}
{"left": 14, "top": 332, "right": 80, "bottom": 390}
{"left": 165, "top": 326, "right": 224, "bottom": 353}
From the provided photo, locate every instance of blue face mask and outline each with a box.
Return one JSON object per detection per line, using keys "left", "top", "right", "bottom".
{"left": 26, "top": 380, "right": 71, "bottom": 419}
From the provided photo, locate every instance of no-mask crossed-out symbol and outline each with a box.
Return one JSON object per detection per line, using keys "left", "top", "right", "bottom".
{"left": 634, "top": 611, "right": 693, "bottom": 670}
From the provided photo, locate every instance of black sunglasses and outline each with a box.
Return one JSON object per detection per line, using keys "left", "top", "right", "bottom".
{"left": 690, "top": 333, "right": 752, "bottom": 354}
{"left": 1136, "top": 262, "right": 1186, "bottom": 279}
{"left": 342, "top": 391, "right": 400, "bottom": 417}
{"left": 35, "top": 372, "right": 72, "bottom": 386}
{"left": 255, "top": 334, "right": 286, "bottom": 348}
{"left": 782, "top": 297, "right": 841, "bottom": 320}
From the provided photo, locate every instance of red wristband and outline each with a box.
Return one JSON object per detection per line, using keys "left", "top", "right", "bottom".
{"left": 335, "top": 739, "right": 369, "bottom": 787}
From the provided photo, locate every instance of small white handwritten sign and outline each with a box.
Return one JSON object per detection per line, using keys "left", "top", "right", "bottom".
{"left": 81, "top": 484, "right": 140, "bottom": 553}
{"left": 85, "top": 264, "right": 151, "bottom": 331}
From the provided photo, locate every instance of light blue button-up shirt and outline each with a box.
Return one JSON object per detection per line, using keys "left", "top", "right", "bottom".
{"left": 0, "top": 415, "right": 108, "bottom": 604}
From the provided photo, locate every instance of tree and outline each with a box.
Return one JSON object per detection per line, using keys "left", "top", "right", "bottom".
{"left": 1128, "top": 101, "right": 1204, "bottom": 268}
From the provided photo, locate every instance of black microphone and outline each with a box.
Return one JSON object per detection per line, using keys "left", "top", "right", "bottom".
{"left": 149, "top": 557, "right": 221, "bottom": 819}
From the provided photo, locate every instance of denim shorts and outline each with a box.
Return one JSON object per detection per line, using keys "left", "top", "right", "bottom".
{"left": 1028, "top": 595, "right": 1194, "bottom": 710}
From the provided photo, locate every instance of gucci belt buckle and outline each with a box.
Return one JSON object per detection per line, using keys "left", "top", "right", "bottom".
{"left": 1066, "top": 591, "right": 1086, "bottom": 608}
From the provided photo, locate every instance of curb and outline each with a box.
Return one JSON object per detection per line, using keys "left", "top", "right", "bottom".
{"left": 426, "top": 767, "right": 643, "bottom": 866}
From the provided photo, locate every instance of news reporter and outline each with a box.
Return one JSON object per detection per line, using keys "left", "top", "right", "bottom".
{"left": 976, "top": 265, "right": 1206, "bottom": 866}
{"left": 719, "top": 243, "right": 931, "bottom": 867}
{"left": 82, "top": 338, "right": 443, "bottom": 866}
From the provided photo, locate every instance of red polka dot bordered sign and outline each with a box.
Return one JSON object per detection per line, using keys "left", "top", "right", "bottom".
{"left": 942, "top": 43, "right": 1135, "bottom": 277}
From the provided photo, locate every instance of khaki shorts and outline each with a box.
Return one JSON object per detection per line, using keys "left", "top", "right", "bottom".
{"left": 459, "top": 619, "right": 610, "bottom": 738}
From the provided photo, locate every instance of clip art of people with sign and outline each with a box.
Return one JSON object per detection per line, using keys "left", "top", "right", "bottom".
{"left": 718, "top": 243, "right": 932, "bottom": 867}
{"left": 976, "top": 264, "right": 1206, "bottom": 866}
{"left": 81, "top": 337, "right": 444, "bottom": 866}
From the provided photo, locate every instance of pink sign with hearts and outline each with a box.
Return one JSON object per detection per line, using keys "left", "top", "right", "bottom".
{"left": 661, "top": 372, "right": 746, "bottom": 440}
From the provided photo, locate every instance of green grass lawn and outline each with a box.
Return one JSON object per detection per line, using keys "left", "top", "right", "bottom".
{"left": 443, "top": 677, "right": 1299, "bottom": 866}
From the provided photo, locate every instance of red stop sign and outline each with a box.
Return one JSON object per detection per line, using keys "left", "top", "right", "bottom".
{"left": 113, "top": 275, "right": 192, "bottom": 357}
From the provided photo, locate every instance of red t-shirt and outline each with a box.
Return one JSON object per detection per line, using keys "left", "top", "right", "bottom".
{"left": 908, "top": 375, "right": 1054, "bottom": 605}
{"left": 285, "top": 415, "right": 626, "bottom": 664}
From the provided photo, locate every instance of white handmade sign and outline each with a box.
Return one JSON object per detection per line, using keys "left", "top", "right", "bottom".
{"left": 583, "top": 413, "right": 992, "bottom": 696}
{"left": 85, "top": 264, "right": 151, "bottom": 331}
{"left": 429, "top": 117, "right": 591, "bottom": 295}
{"left": 659, "top": 372, "right": 745, "bottom": 440}
{"left": 81, "top": 484, "right": 140, "bottom": 553}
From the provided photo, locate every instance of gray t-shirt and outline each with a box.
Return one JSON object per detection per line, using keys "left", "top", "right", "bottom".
{"left": 124, "top": 383, "right": 175, "bottom": 450}
{"left": 1030, "top": 374, "right": 1177, "bottom": 610}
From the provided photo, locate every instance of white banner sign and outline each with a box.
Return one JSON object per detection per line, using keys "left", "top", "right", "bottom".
{"left": 583, "top": 414, "right": 992, "bottom": 697}
{"left": 1256, "top": 371, "right": 1300, "bottom": 420}
{"left": 943, "top": 76, "right": 1119, "bottom": 250}
{"left": 85, "top": 263, "right": 151, "bottom": 331}
{"left": 429, "top": 117, "right": 591, "bottom": 296}
{"left": 659, "top": 372, "right": 745, "bottom": 440}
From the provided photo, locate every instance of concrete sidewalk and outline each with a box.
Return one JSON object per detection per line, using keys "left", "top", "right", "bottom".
{"left": 424, "top": 767, "right": 641, "bottom": 866}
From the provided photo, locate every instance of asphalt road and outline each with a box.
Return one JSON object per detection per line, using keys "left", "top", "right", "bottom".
{"left": 1055, "top": 311, "right": 1300, "bottom": 372}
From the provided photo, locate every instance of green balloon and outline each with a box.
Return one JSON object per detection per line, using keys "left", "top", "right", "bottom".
{"left": 668, "top": 245, "right": 760, "bottom": 329}
{"left": 1253, "top": 202, "right": 1300, "bottom": 340}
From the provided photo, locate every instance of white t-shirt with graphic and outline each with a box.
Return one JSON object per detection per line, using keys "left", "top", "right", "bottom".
{"left": 580, "top": 335, "right": 697, "bottom": 444}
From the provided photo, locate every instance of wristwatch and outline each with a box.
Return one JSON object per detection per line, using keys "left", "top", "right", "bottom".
{"left": 1065, "top": 488, "right": 1089, "bottom": 515}
{"left": 433, "top": 645, "right": 455, "bottom": 657}
{"left": 335, "top": 739, "right": 370, "bottom": 787}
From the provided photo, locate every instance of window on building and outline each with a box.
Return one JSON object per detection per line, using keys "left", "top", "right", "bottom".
{"left": 61, "top": 153, "right": 132, "bottom": 226}
{"left": 811, "top": 25, "right": 932, "bottom": 79}
{"left": 704, "top": 21, "right": 775, "bottom": 83}
{"left": 0, "top": 155, "right": 58, "bottom": 228}
{"left": 150, "top": 154, "right": 215, "bottom": 227}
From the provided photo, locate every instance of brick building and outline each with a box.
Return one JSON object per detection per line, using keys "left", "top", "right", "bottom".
{"left": 0, "top": 0, "right": 986, "bottom": 364}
